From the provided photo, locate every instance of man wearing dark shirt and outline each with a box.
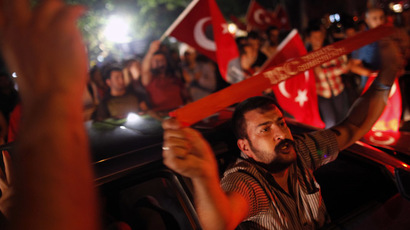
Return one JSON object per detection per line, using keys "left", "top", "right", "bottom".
{"left": 93, "top": 67, "right": 148, "bottom": 120}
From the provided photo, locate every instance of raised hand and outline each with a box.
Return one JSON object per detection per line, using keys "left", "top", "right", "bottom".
{"left": 0, "top": 0, "right": 88, "bottom": 107}
{"left": 162, "top": 118, "right": 219, "bottom": 180}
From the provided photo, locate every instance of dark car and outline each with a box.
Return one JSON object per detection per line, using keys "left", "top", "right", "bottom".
{"left": 88, "top": 111, "right": 410, "bottom": 230}
{"left": 2, "top": 111, "right": 410, "bottom": 230}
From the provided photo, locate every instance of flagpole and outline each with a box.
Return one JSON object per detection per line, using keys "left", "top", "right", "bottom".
{"left": 159, "top": 0, "right": 201, "bottom": 42}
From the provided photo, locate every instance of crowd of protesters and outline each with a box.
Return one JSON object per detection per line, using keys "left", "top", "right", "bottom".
{"left": 1, "top": 7, "right": 410, "bottom": 144}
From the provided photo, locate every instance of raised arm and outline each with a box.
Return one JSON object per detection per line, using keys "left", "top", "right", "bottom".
{"left": 162, "top": 119, "right": 248, "bottom": 230}
{"left": 141, "top": 40, "right": 161, "bottom": 86}
{"left": 0, "top": 0, "right": 98, "bottom": 230}
{"left": 332, "top": 38, "right": 404, "bottom": 150}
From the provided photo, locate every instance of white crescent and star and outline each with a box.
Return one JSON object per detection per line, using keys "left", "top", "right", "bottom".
{"left": 194, "top": 17, "right": 216, "bottom": 51}
{"left": 369, "top": 132, "right": 396, "bottom": 145}
{"left": 254, "top": 9, "right": 271, "bottom": 25}
{"left": 278, "top": 70, "right": 310, "bottom": 107}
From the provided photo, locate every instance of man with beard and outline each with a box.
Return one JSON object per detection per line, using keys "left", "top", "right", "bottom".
{"left": 141, "top": 40, "right": 188, "bottom": 113}
{"left": 162, "top": 37, "right": 403, "bottom": 229}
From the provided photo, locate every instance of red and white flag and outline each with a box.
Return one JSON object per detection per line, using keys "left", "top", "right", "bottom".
{"left": 245, "top": 0, "right": 274, "bottom": 31}
{"left": 259, "top": 29, "right": 325, "bottom": 128}
{"left": 363, "top": 77, "right": 402, "bottom": 132}
{"left": 272, "top": 4, "right": 291, "bottom": 30}
{"left": 162, "top": 0, "right": 239, "bottom": 80}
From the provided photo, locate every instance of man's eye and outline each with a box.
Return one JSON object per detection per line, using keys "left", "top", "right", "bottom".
{"left": 261, "top": 127, "right": 269, "bottom": 133}
{"left": 279, "top": 121, "right": 286, "bottom": 127}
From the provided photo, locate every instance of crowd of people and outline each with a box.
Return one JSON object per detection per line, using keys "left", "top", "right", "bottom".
{"left": 2, "top": 6, "right": 409, "bottom": 140}
{"left": 0, "top": 0, "right": 408, "bottom": 229}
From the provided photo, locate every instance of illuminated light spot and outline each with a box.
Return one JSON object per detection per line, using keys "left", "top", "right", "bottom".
{"left": 97, "top": 55, "right": 104, "bottom": 63}
{"left": 120, "top": 126, "right": 127, "bottom": 130}
{"left": 375, "top": 132, "right": 383, "bottom": 137}
{"left": 334, "top": 13, "right": 340, "bottom": 22}
{"left": 329, "top": 15, "right": 335, "bottom": 23}
{"left": 104, "top": 15, "right": 131, "bottom": 43}
{"left": 228, "top": 23, "right": 237, "bottom": 34}
{"left": 390, "top": 3, "right": 403, "bottom": 13}
{"left": 353, "top": 16, "right": 358, "bottom": 21}
{"left": 127, "top": 113, "right": 140, "bottom": 122}
{"left": 12, "top": 72, "right": 17, "bottom": 78}
{"left": 403, "top": 164, "right": 408, "bottom": 168}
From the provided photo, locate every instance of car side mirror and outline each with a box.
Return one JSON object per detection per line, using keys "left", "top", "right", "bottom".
{"left": 395, "top": 168, "right": 410, "bottom": 201}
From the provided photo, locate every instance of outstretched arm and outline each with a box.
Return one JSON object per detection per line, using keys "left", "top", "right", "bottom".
{"left": 162, "top": 119, "right": 248, "bottom": 230}
{"left": 332, "top": 38, "right": 404, "bottom": 150}
{"left": 0, "top": 0, "right": 98, "bottom": 230}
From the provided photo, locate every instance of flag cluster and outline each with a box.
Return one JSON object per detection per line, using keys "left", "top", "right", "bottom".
{"left": 164, "top": 0, "right": 401, "bottom": 135}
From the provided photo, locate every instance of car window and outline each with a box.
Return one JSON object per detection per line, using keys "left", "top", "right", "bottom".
{"left": 100, "top": 170, "right": 200, "bottom": 230}
{"left": 314, "top": 151, "right": 398, "bottom": 227}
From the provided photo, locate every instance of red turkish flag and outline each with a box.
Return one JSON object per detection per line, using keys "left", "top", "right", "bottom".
{"left": 362, "top": 77, "right": 402, "bottom": 132}
{"left": 259, "top": 29, "right": 325, "bottom": 128}
{"left": 272, "top": 4, "right": 291, "bottom": 30}
{"left": 246, "top": 0, "right": 274, "bottom": 31}
{"left": 163, "top": 0, "right": 238, "bottom": 80}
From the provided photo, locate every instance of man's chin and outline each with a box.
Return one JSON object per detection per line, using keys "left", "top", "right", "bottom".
{"left": 259, "top": 154, "right": 296, "bottom": 173}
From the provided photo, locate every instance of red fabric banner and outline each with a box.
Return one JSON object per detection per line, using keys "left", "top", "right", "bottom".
{"left": 245, "top": 0, "right": 274, "bottom": 31}
{"left": 259, "top": 29, "right": 325, "bottom": 128}
{"left": 163, "top": 0, "right": 238, "bottom": 80}
{"left": 171, "top": 25, "right": 396, "bottom": 126}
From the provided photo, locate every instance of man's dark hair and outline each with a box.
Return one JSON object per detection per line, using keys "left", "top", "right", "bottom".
{"left": 232, "top": 96, "right": 280, "bottom": 140}
{"left": 266, "top": 26, "right": 278, "bottom": 36}
{"left": 102, "top": 66, "right": 122, "bottom": 81}
{"left": 305, "top": 20, "right": 322, "bottom": 37}
{"left": 247, "top": 30, "right": 260, "bottom": 40}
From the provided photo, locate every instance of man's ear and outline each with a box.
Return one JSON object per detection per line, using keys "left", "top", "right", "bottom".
{"left": 105, "top": 79, "right": 111, "bottom": 87}
{"left": 237, "top": 138, "right": 254, "bottom": 158}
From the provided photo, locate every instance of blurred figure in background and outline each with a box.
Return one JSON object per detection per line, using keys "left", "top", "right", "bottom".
{"left": 247, "top": 31, "right": 267, "bottom": 72}
{"left": 141, "top": 41, "right": 188, "bottom": 114}
{"left": 122, "top": 58, "right": 152, "bottom": 107}
{"left": 306, "top": 23, "right": 350, "bottom": 128}
{"left": 83, "top": 70, "right": 100, "bottom": 121}
{"left": 261, "top": 26, "right": 280, "bottom": 58}
{"left": 226, "top": 37, "right": 258, "bottom": 84}
{"left": 92, "top": 66, "right": 149, "bottom": 121}
{"left": 350, "top": 7, "right": 386, "bottom": 90}
{"left": 181, "top": 46, "right": 217, "bottom": 101}
{"left": 90, "top": 65, "right": 108, "bottom": 100}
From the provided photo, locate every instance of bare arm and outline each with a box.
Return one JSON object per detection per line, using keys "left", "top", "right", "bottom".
{"left": 141, "top": 40, "right": 160, "bottom": 86}
{"left": 349, "top": 58, "right": 374, "bottom": 77}
{"left": 332, "top": 39, "right": 403, "bottom": 150}
{"left": 162, "top": 119, "right": 248, "bottom": 230}
{"left": 0, "top": 0, "right": 98, "bottom": 230}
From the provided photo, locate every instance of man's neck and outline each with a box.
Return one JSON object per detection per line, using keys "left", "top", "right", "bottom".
{"left": 271, "top": 169, "right": 290, "bottom": 194}
{"left": 110, "top": 89, "right": 126, "bottom": 97}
